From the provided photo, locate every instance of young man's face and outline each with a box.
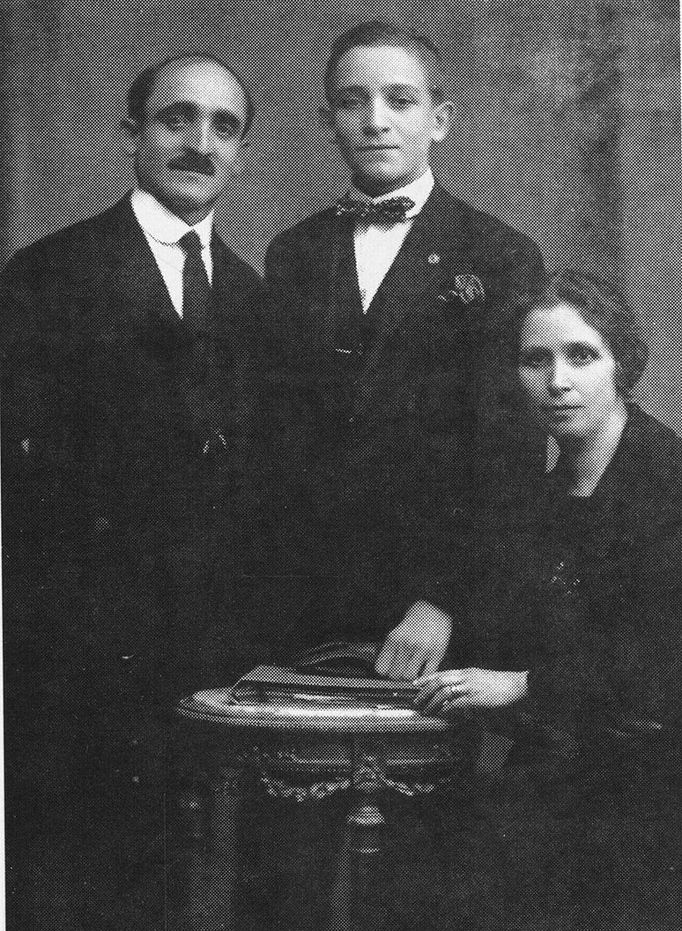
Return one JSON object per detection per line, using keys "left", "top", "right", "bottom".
{"left": 123, "top": 58, "right": 249, "bottom": 224}
{"left": 323, "top": 45, "right": 453, "bottom": 196}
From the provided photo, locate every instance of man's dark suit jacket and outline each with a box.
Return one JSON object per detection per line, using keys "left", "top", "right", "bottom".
{"left": 1, "top": 194, "right": 271, "bottom": 740}
{"left": 2, "top": 194, "right": 283, "bottom": 926}
{"left": 264, "top": 182, "right": 545, "bottom": 644}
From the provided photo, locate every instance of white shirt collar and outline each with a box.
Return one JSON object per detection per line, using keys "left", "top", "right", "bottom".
{"left": 130, "top": 188, "right": 214, "bottom": 248}
{"left": 348, "top": 168, "right": 434, "bottom": 219}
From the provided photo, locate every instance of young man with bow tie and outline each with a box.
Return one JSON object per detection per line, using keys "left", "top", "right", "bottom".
{"left": 2, "top": 54, "right": 271, "bottom": 927}
{"left": 265, "top": 21, "right": 546, "bottom": 679}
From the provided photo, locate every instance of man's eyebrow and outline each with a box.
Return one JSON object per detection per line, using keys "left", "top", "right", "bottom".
{"left": 156, "top": 100, "right": 242, "bottom": 129}
{"left": 212, "top": 109, "right": 243, "bottom": 129}
{"left": 333, "top": 82, "right": 422, "bottom": 97}
{"left": 383, "top": 83, "right": 421, "bottom": 94}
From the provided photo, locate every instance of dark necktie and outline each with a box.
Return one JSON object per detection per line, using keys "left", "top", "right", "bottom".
{"left": 180, "top": 230, "right": 211, "bottom": 336}
{"left": 335, "top": 194, "right": 415, "bottom": 224}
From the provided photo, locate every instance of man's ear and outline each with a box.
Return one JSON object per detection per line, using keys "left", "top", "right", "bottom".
{"left": 120, "top": 117, "right": 141, "bottom": 156}
{"left": 319, "top": 105, "right": 337, "bottom": 138}
{"left": 229, "top": 138, "right": 250, "bottom": 176}
{"left": 431, "top": 100, "right": 455, "bottom": 143}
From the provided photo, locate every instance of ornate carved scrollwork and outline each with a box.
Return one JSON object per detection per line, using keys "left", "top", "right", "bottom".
{"left": 260, "top": 774, "right": 352, "bottom": 802}
{"left": 352, "top": 750, "right": 454, "bottom": 797}
{"left": 382, "top": 774, "right": 452, "bottom": 796}
{"left": 352, "top": 752, "right": 385, "bottom": 794}
{"left": 228, "top": 735, "right": 461, "bottom": 804}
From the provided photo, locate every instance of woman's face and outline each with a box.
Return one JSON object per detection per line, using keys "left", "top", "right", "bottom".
{"left": 518, "top": 303, "right": 623, "bottom": 442}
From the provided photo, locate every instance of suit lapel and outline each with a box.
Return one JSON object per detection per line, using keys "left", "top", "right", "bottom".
{"left": 296, "top": 210, "right": 363, "bottom": 351}
{"left": 210, "top": 237, "right": 235, "bottom": 339}
{"left": 362, "top": 185, "right": 471, "bottom": 364}
{"left": 102, "top": 198, "right": 224, "bottom": 434}
{"left": 332, "top": 219, "right": 365, "bottom": 351}
{"left": 100, "top": 195, "right": 183, "bottom": 336}
{"left": 370, "top": 187, "right": 448, "bottom": 305}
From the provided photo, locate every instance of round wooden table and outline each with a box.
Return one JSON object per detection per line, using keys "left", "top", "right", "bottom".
{"left": 173, "top": 688, "right": 480, "bottom": 931}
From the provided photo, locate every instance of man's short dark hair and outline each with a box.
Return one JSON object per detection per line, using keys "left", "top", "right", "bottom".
{"left": 324, "top": 21, "right": 447, "bottom": 105}
{"left": 127, "top": 54, "right": 255, "bottom": 137}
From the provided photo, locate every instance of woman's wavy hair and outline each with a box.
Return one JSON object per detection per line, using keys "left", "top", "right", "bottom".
{"left": 519, "top": 270, "right": 649, "bottom": 396}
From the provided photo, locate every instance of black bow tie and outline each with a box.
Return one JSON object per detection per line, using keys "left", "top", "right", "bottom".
{"left": 335, "top": 194, "right": 415, "bottom": 224}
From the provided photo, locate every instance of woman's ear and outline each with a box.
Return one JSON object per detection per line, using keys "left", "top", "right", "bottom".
{"left": 613, "top": 361, "right": 630, "bottom": 396}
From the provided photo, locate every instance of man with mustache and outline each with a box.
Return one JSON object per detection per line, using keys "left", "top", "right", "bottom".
{"left": 1, "top": 54, "right": 268, "bottom": 927}
{"left": 266, "top": 21, "right": 545, "bottom": 681}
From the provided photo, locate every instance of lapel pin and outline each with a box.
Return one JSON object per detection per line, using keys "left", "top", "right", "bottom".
{"left": 428, "top": 253, "right": 441, "bottom": 265}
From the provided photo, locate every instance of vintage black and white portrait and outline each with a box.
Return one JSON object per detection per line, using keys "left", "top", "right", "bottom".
{"left": 2, "top": 2, "right": 680, "bottom": 929}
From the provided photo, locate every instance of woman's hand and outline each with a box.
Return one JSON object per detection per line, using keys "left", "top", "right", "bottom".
{"left": 413, "top": 668, "right": 529, "bottom": 716}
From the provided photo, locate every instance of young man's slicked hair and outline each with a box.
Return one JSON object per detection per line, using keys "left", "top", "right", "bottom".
{"left": 324, "top": 20, "right": 447, "bottom": 105}
{"left": 126, "top": 53, "right": 255, "bottom": 137}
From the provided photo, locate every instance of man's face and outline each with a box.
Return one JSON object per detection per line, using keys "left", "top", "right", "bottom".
{"left": 323, "top": 45, "right": 452, "bottom": 196}
{"left": 124, "top": 58, "right": 248, "bottom": 224}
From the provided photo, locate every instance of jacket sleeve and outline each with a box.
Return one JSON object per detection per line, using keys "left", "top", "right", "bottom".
{"left": 523, "top": 509, "right": 682, "bottom": 735}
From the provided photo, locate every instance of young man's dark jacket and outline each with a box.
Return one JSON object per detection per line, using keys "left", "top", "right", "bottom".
{"left": 265, "top": 182, "right": 545, "bottom": 646}
{"left": 1, "top": 194, "right": 273, "bottom": 742}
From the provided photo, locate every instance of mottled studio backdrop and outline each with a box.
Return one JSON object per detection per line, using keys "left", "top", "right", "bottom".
{"left": 1, "top": 0, "right": 680, "bottom": 429}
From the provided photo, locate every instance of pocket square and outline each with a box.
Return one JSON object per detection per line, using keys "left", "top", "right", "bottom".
{"left": 437, "top": 275, "right": 486, "bottom": 305}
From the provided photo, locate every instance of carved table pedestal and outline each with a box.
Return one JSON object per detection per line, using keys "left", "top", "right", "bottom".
{"left": 173, "top": 693, "right": 480, "bottom": 931}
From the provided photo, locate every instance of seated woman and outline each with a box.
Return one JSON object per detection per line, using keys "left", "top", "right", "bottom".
{"left": 414, "top": 270, "right": 682, "bottom": 929}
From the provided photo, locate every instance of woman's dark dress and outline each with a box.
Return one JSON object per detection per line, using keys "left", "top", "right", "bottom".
{"left": 457, "top": 404, "right": 682, "bottom": 929}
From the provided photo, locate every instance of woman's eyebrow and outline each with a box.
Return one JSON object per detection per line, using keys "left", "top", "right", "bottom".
{"left": 333, "top": 85, "right": 369, "bottom": 96}
{"left": 519, "top": 343, "right": 549, "bottom": 353}
{"left": 565, "top": 340, "right": 600, "bottom": 351}
{"left": 155, "top": 101, "right": 196, "bottom": 118}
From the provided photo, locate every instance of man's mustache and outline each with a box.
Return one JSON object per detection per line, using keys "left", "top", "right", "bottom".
{"left": 167, "top": 152, "right": 216, "bottom": 176}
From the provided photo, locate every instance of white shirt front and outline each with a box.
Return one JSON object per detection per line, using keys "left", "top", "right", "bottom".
{"left": 130, "top": 188, "right": 214, "bottom": 318}
{"left": 351, "top": 169, "right": 435, "bottom": 313}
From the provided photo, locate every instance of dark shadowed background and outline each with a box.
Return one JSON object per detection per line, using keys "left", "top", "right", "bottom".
{"left": 1, "top": 0, "right": 680, "bottom": 430}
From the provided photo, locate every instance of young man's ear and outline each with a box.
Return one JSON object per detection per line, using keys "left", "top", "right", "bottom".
{"left": 319, "top": 105, "right": 337, "bottom": 138}
{"left": 120, "top": 117, "right": 141, "bottom": 156}
{"left": 431, "top": 100, "right": 455, "bottom": 143}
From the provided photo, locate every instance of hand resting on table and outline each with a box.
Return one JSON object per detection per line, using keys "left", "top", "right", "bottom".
{"left": 375, "top": 600, "right": 453, "bottom": 680}
{"left": 414, "top": 668, "right": 529, "bottom": 715}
